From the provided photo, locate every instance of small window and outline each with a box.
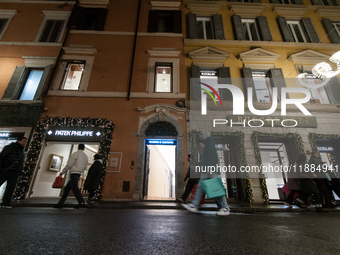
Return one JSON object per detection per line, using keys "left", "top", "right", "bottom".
{"left": 242, "top": 19, "right": 260, "bottom": 41}
{"left": 200, "top": 69, "right": 219, "bottom": 100}
{"left": 155, "top": 63, "right": 172, "bottom": 93}
{"left": 19, "top": 69, "right": 44, "bottom": 100}
{"left": 60, "top": 61, "right": 85, "bottom": 90}
{"left": 197, "top": 17, "right": 214, "bottom": 39}
{"left": 39, "top": 20, "right": 65, "bottom": 42}
{"left": 68, "top": 6, "right": 108, "bottom": 31}
{"left": 158, "top": 12, "right": 174, "bottom": 32}
{"left": 0, "top": 18, "right": 8, "bottom": 35}
{"left": 287, "top": 21, "right": 307, "bottom": 42}
{"left": 252, "top": 71, "right": 272, "bottom": 102}
{"left": 148, "top": 10, "right": 181, "bottom": 33}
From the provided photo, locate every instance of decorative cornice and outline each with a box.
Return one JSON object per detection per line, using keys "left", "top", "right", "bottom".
{"left": 230, "top": 5, "right": 265, "bottom": 19}
{"left": 147, "top": 48, "right": 181, "bottom": 57}
{"left": 137, "top": 104, "right": 186, "bottom": 114}
{"left": 315, "top": 8, "right": 340, "bottom": 19}
{"left": 239, "top": 48, "right": 281, "bottom": 63}
{"left": 288, "top": 49, "right": 330, "bottom": 64}
{"left": 78, "top": 0, "right": 109, "bottom": 5}
{"left": 188, "top": 46, "right": 229, "bottom": 61}
{"left": 62, "top": 45, "right": 97, "bottom": 55}
{"left": 187, "top": 2, "right": 223, "bottom": 16}
{"left": 273, "top": 6, "right": 308, "bottom": 19}
{"left": 151, "top": 1, "right": 181, "bottom": 10}
{"left": 42, "top": 11, "right": 71, "bottom": 18}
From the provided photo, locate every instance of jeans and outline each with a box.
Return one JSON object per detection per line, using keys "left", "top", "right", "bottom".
{"left": 0, "top": 171, "right": 20, "bottom": 205}
{"left": 192, "top": 173, "right": 228, "bottom": 209}
{"left": 57, "top": 174, "right": 85, "bottom": 205}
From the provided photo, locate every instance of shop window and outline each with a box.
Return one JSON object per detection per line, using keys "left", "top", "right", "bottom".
{"left": 68, "top": 6, "right": 108, "bottom": 31}
{"left": 0, "top": 10, "right": 16, "bottom": 41}
{"left": 287, "top": 20, "right": 307, "bottom": 42}
{"left": 155, "top": 63, "right": 172, "bottom": 93}
{"left": 2, "top": 62, "right": 53, "bottom": 101}
{"left": 252, "top": 71, "right": 272, "bottom": 102}
{"left": 197, "top": 17, "right": 214, "bottom": 39}
{"left": 242, "top": 19, "right": 260, "bottom": 41}
{"left": 188, "top": 13, "right": 225, "bottom": 40}
{"left": 60, "top": 61, "right": 85, "bottom": 90}
{"left": 35, "top": 11, "right": 70, "bottom": 43}
{"left": 148, "top": 10, "right": 181, "bottom": 33}
{"left": 296, "top": 65, "right": 330, "bottom": 104}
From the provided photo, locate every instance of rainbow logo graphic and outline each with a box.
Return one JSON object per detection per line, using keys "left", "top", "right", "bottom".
{"left": 197, "top": 82, "right": 223, "bottom": 106}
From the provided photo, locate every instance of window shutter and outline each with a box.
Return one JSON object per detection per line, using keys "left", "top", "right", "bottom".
{"left": 218, "top": 67, "right": 232, "bottom": 101}
{"left": 335, "top": 0, "right": 340, "bottom": 6}
{"left": 242, "top": 67, "right": 257, "bottom": 102}
{"left": 95, "top": 8, "right": 108, "bottom": 31}
{"left": 173, "top": 10, "right": 182, "bottom": 33}
{"left": 253, "top": 0, "right": 262, "bottom": 2}
{"left": 187, "top": 13, "right": 198, "bottom": 39}
{"left": 311, "top": 0, "right": 322, "bottom": 4}
{"left": 191, "top": 64, "right": 201, "bottom": 100}
{"left": 324, "top": 77, "right": 340, "bottom": 104}
{"left": 212, "top": 14, "right": 225, "bottom": 40}
{"left": 322, "top": 18, "right": 340, "bottom": 44}
{"left": 256, "top": 16, "right": 273, "bottom": 41}
{"left": 68, "top": 5, "right": 85, "bottom": 29}
{"left": 148, "top": 10, "right": 158, "bottom": 33}
{"left": 293, "top": 0, "right": 304, "bottom": 4}
{"left": 270, "top": 0, "right": 281, "bottom": 3}
{"left": 34, "top": 65, "right": 53, "bottom": 100}
{"left": 2, "top": 66, "right": 25, "bottom": 100}
{"left": 231, "top": 15, "right": 246, "bottom": 40}
{"left": 301, "top": 18, "right": 320, "bottom": 43}
{"left": 277, "top": 16, "right": 294, "bottom": 42}
{"left": 268, "top": 68, "right": 287, "bottom": 101}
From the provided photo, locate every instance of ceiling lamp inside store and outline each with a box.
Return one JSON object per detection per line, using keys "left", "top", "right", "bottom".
{"left": 295, "top": 50, "right": 340, "bottom": 90}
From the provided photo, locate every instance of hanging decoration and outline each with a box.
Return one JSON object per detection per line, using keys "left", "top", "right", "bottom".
{"left": 13, "top": 117, "right": 114, "bottom": 200}
{"left": 190, "top": 130, "right": 255, "bottom": 204}
{"left": 251, "top": 131, "right": 305, "bottom": 204}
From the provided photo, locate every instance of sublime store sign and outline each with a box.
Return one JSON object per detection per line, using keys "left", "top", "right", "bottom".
{"left": 46, "top": 127, "right": 103, "bottom": 142}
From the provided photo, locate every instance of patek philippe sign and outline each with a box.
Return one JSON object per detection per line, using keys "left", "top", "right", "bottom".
{"left": 226, "top": 115, "right": 317, "bottom": 128}
{"left": 45, "top": 127, "right": 103, "bottom": 142}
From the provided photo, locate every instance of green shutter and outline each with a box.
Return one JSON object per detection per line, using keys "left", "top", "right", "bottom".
{"left": 148, "top": 10, "right": 158, "bottom": 33}
{"left": 218, "top": 67, "right": 232, "bottom": 101}
{"left": 34, "top": 64, "right": 53, "bottom": 100}
{"left": 268, "top": 68, "right": 287, "bottom": 101}
{"left": 2, "top": 66, "right": 25, "bottom": 100}
{"left": 324, "top": 77, "right": 340, "bottom": 104}
{"left": 191, "top": 64, "right": 201, "bottom": 100}
{"left": 335, "top": 0, "right": 340, "bottom": 5}
{"left": 231, "top": 15, "right": 246, "bottom": 40}
{"left": 311, "top": 0, "right": 322, "bottom": 4}
{"left": 253, "top": 0, "right": 262, "bottom": 2}
{"left": 301, "top": 18, "right": 320, "bottom": 43}
{"left": 212, "top": 14, "right": 225, "bottom": 40}
{"left": 294, "top": 0, "right": 304, "bottom": 4}
{"left": 187, "top": 13, "right": 197, "bottom": 39}
{"left": 242, "top": 67, "right": 257, "bottom": 102}
{"left": 270, "top": 0, "right": 281, "bottom": 3}
{"left": 277, "top": 16, "right": 294, "bottom": 42}
{"left": 256, "top": 16, "right": 273, "bottom": 41}
{"left": 322, "top": 18, "right": 340, "bottom": 44}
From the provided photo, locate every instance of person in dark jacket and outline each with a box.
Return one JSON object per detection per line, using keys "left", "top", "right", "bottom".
{"left": 178, "top": 154, "right": 198, "bottom": 203}
{"left": 83, "top": 154, "right": 103, "bottom": 204}
{"left": 295, "top": 154, "right": 328, "bottom": 213}
{"left": 0, "top": 137, "right": 27, "bottom": 208}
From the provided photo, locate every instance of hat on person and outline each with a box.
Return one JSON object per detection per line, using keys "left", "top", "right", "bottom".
{"left": 94, "top": 154, "right": 101, "bottom": 160}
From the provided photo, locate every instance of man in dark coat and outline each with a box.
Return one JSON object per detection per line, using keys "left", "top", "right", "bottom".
{"left": 83, "top": 154, "right": 103, "bottom": 204}
{"left": 0, "top": 137, "right": 27, "bottom": 208}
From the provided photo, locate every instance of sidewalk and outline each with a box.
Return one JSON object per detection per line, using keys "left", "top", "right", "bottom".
{"left": 10, "top": 198, "right": 340, "bottom": 213}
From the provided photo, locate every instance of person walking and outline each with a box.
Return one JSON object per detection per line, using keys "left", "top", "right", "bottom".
{"left": 178, "top": 154, "right": 198, "bottom": 203}
{"left": 83, "top": 154, "right": 103, "bottom": 204}
{"left": 182, "top": 131, "right": 230, "bottom": 216}
{"left": 295, "top": 154, "right": 328, "bottom": 213}
{"left": 285, "top": 161, "right": 301, "bottom": 207}
{"left": 0, "top": 137, "right": 27, "bottom": 208}
{"left": 54, "top": 144, "right": 88, "bottom": 209}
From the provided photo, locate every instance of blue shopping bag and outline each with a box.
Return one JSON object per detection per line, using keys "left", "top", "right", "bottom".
{"left": 201, "top": 177, "right": 226, "bottom": 199}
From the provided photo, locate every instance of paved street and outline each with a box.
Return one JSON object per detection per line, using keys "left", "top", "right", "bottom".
{"left": 0, "top": 208, "right": 339, "bottom": 255}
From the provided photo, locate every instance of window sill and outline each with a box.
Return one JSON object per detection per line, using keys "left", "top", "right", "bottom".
{"left": 0, "top": 42, "right": 62, "bottom": 46}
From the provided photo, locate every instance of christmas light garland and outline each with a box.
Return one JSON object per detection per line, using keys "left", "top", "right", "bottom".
{"left": 14, "top": 117, "right": 114, "bottom": 200}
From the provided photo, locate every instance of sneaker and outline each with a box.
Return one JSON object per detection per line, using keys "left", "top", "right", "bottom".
{"left": 73, "top": 202, "right": 85, "bottom": 209}
{"left": 181, "top": 203, "right": 198, "bottom": 213}
{"left": 216, "top": 208, "right": 230, "bottom": 216}
{"left": 294, "top": 200, "right": 306, "bottom": 208}
{"left": 1, "top": 204, "right": 14, "bottom": 209}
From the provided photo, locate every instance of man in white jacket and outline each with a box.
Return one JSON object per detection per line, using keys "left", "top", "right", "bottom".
{"left": 54, "top": 144, "right": 88, "bottom": 209}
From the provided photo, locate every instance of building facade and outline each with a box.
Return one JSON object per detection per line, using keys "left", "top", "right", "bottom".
{"left": 184, "top": 0, "right": 340, "bottom": 203}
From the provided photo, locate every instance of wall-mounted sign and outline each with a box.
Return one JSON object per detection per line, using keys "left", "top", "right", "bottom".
{"left": 227, "top": 115, "right": 317, "bottom": 128}
{"left": 45, "top": 127, "right": 103, "bottom": 142}
{"left": 318, "top": 146, "right": 333, "bottom": 152}
{"left": 146, "top": 139, "right": 177, "bottom": 145}
{"left": 0, "top": 132, "right": 25, "bottom": 139}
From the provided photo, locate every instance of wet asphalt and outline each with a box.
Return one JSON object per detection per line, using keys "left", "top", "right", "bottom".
{"left": 0, "top": 208, "right": 339, "bottom": 255}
